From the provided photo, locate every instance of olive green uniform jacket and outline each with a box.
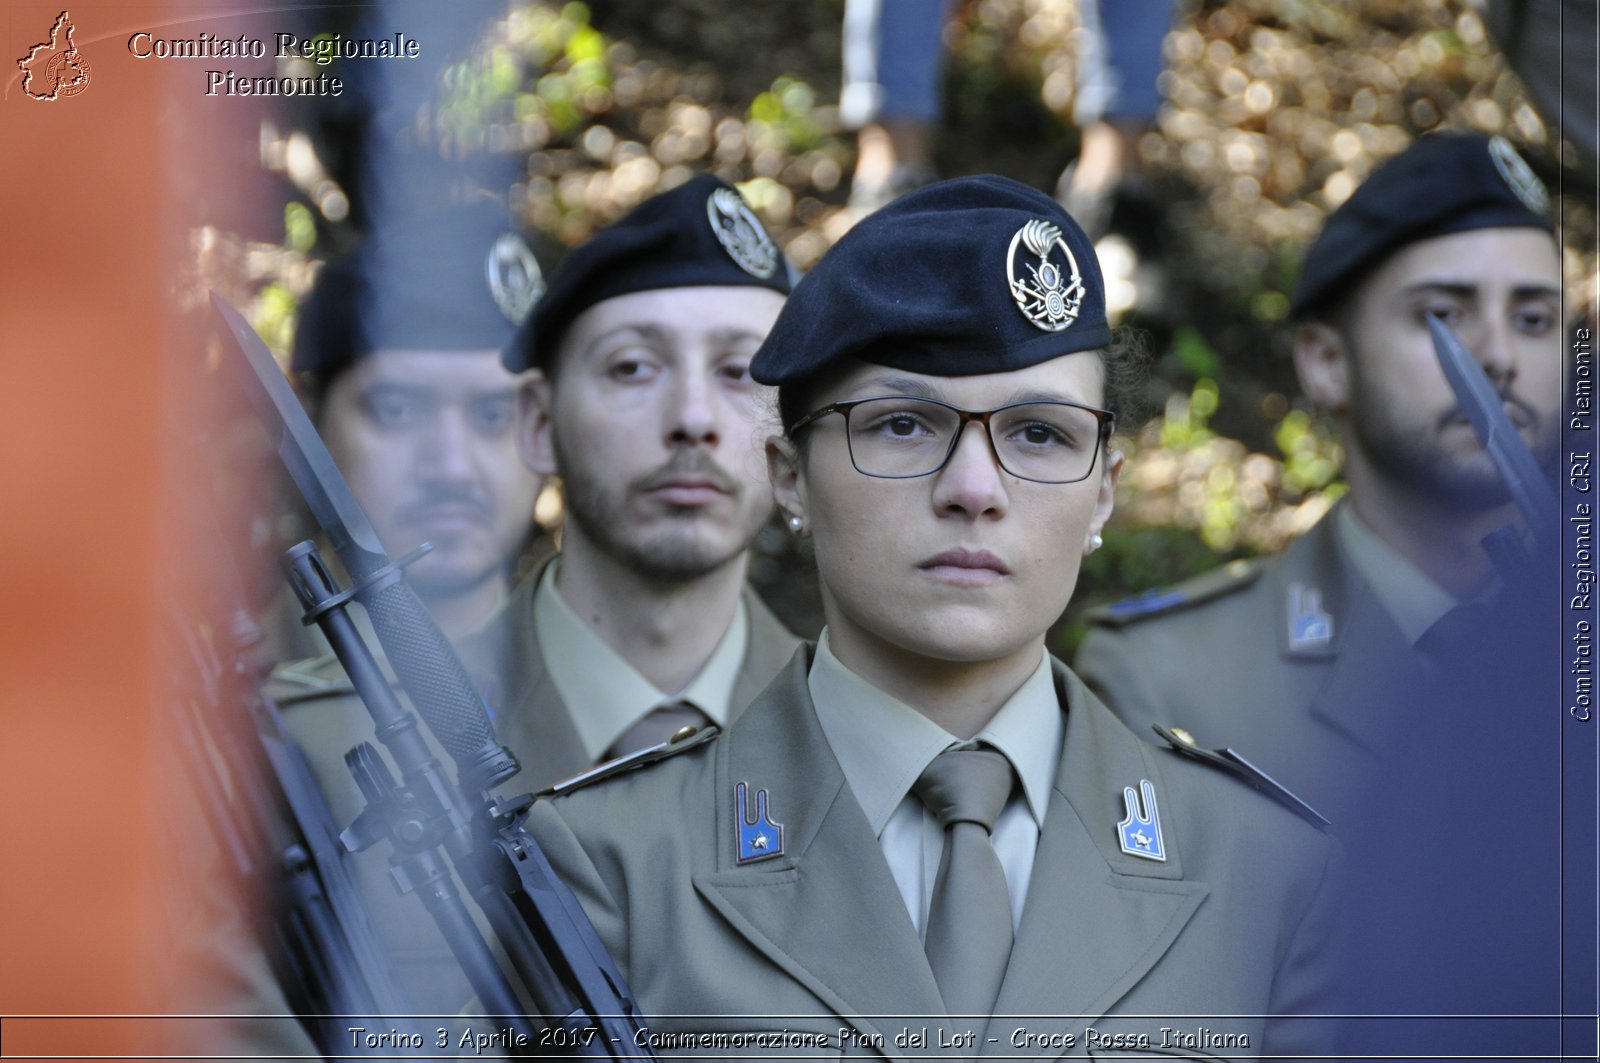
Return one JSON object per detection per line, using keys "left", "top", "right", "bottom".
{"left": 265, "top": 564, "right": 800, "bottom": 1012}
{"left": 527, "top": 648, "right": 1341, "bottom": 1061}
{"left": 1074, "top": 509, "right": 1423, "bottom": 828}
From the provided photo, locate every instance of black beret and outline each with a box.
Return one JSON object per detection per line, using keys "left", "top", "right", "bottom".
{"left": 504, "top": 174, "right": 792, "bottom": 371}
{"left": 750, "top": 174, "right": 1110, "bottom": 387}
{"left": 293, "top": 202, "right": 544, "bottom": 377}
{"left": 1291, "top": 132, "right": 1554, "bottom": 317}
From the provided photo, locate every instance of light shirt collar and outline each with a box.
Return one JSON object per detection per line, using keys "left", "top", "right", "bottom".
{"left": 533, "top": 560, "right": 748, "bottom": 761}
{"left": 461, "top": 580, "right": 511, "bottom": 641}
{"left": 808, "top": 630, "right": 1061, "bottom": 835}
{"left": 1334, "top": 504, "right": 1459, "bottom": 645}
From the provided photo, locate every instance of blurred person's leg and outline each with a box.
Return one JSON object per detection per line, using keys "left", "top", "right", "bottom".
{"left": 1483, "top": 0, "right": 1598, "bottom": 177}
{"left": 842, "top": 0, "right": 953, "bottom": 211}
{"left": 1058, "top": 0, "right": 1175, "bottom": 235}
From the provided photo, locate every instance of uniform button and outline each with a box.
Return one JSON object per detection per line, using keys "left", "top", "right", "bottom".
{"left": 1170, "top": 727, "right": 1196, "bottom": 745}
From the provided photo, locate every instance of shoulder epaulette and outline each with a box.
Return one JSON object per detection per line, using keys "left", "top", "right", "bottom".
{"left": 540, "top": 724, "right": 721, "bottom": 798}
{"left": 1086, "top": 558, "right": 1264, "bottom": 627}
{"left": 1152, "top": 724, "right": 1330, "bottom": 830}
{"left": 264, "top": 654, "right": 356, "bottom": 706}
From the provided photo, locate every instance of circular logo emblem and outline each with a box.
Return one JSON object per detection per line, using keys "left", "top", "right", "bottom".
{"left": 1006, "top": 220, "right": 1084, "bottom": 332}
{"left": 1488, "top": 135, "right": 1550, "bottom": 216}
{"left": 707, "top": 187, "right": 780, "bottom": 280}
{"left": 45, "top": 50, "right": 91, "bottom": 98}
{"left": 485, "top": 232, "right": 543, "bottom": 324}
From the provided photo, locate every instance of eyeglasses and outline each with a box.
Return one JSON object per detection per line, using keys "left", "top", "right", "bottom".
{"left": 791, "top": 395, "right": 1115, "bottom": 484}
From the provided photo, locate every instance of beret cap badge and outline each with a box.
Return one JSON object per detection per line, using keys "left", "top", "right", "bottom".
{"left": 1488, "top": 134, "right": 1550, "bottom": 216}
{"left": 708, "top": 186, "right": 780, "bottom": 280}
{"left": 486, "top": 231, "right": 545, "bottom": 325}
{"left": 1007, "top": 219, "right": 1084, "bottom": 333}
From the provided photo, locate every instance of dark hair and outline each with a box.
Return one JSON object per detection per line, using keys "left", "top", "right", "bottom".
{"left": 777, "top": 326, "right": 1152, "bottom": 443}
{"left": 1100, "top": 326, "right": 1152, "bottom": 432}
{"left": 295, "top": 367, "right": 340, "bottom": 422}
{"left": 775, "top": 365, "right": 834, "bottom": 440}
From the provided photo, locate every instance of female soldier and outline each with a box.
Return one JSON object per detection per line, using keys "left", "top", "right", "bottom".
{"left": 526, "top": 175, "right": 1337, "bottom": 1059}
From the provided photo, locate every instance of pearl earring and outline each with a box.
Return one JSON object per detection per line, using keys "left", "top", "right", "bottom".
{"left": 1089, "top": 533, "right": 1103, "bottom": 552}
{"left": 787, "top": 515, "right": 803, "bottom": 533}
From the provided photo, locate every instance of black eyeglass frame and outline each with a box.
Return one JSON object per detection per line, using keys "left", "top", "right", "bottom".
{"left": 790, "top": 395, "right": 1117, "bottom": 484}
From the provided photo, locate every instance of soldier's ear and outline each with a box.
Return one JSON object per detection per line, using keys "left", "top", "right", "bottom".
{"left": 1086, "top": 447, "right": 1124, "bottom": 551}
{"left": 1293, "top": 323, "right": 1352, "bottom": 413}
{"left": 518, "top": 372, "right": 558, "bottom": 477}
{"left": 766, "top": 434, "right": 807, "bottom": 527}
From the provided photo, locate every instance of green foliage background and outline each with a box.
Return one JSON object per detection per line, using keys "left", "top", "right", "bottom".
{"left": 224, "top": 0, "right": 1593, "bottom": 639}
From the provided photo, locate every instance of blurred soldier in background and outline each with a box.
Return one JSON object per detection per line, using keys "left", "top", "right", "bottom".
{"left": 264, "top": 202, "right": 546, "bottom": 660}
{"left": 1076, "top": 131, "right": 1562, "bottom": 820}
{"left": 206, "top": 202, "right": 544, "bottom": 1054}
{"left": 1075, "top": 130, "right": 1568, "bottom": 1052}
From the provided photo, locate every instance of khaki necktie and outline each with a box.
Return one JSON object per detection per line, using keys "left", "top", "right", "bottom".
{"left": 602, "top": 700, "right": 709, "bottom": 762}
{"left": 911, "top": 746, "right": 1017, "bottom": 1018}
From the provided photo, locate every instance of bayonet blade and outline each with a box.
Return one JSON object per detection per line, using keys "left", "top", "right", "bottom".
{"left": 1427, "top": 313, "right": 1558, "bottom": 545}
{"left": 210, "top": 293, "right": 388, "bottom": 574}
{"left": 214, "top": 291, "right": 518, "bottom": 789}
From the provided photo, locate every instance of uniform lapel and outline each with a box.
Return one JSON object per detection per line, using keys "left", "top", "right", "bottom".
{"left": 987, "top": 666, "right": 1207, "bottom": 1057}
{"left": 1302, "top": 591, "right": 1421, "bottom": 758}
{"left": 693, "top": 650, "right": 953, "bottom": 1057}
{"left": 1268, "top": 516, "right": 1349, "bottom": 668}
{"left": 1278, "top": 511, "right": 1420, "bottom": 757}
{"left": 1264, "top": 517, "right": 1365, "bottom": 743}
{"left": 728, "top": 589, "right": 803, "bottom": 715}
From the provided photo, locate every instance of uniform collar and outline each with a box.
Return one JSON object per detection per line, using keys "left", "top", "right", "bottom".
{"left": 460, "top": 579, "right": 511, "bottom": 640}
{"left": 807, "top": 631, "right": 1060, "bottom": 836}
{"left": 1333, "top": 504, "right": 1459, "bottom": 645}
{"left": 533, "top": 559, "right": 748, "bottom": 760}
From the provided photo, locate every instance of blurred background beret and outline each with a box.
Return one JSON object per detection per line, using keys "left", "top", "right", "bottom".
{"left": 293, "top": 201, "right": 543, "bottom": 378}
{"left": 504, "top": 173, "right": 792, "bottom": 371}
{"left": 750, "top": 173, "right": 1110, "bottom": 387}
{"left": 1291, "top": 131, "right": 1554, "bottom": 317}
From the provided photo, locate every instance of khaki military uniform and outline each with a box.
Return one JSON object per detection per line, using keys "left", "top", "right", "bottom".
{"left": 527, "top": 647, "right": 1340, "bottom": 1060}
{"left": 1074, "top": 507, "right": 1428, "bottom": 828}
{"left": 455, "top": 561, "right": 801, "bottom": 770}
{"left": 265, "top": 562, "right": 799, "bottom": 1013}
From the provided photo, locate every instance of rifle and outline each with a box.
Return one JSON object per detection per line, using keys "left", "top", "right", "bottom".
{"left": 171, "top": 501, "right": 426, "bottom": 1058}
{"left": 212, "top": 293, "right": 656, "bottom": 1058}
